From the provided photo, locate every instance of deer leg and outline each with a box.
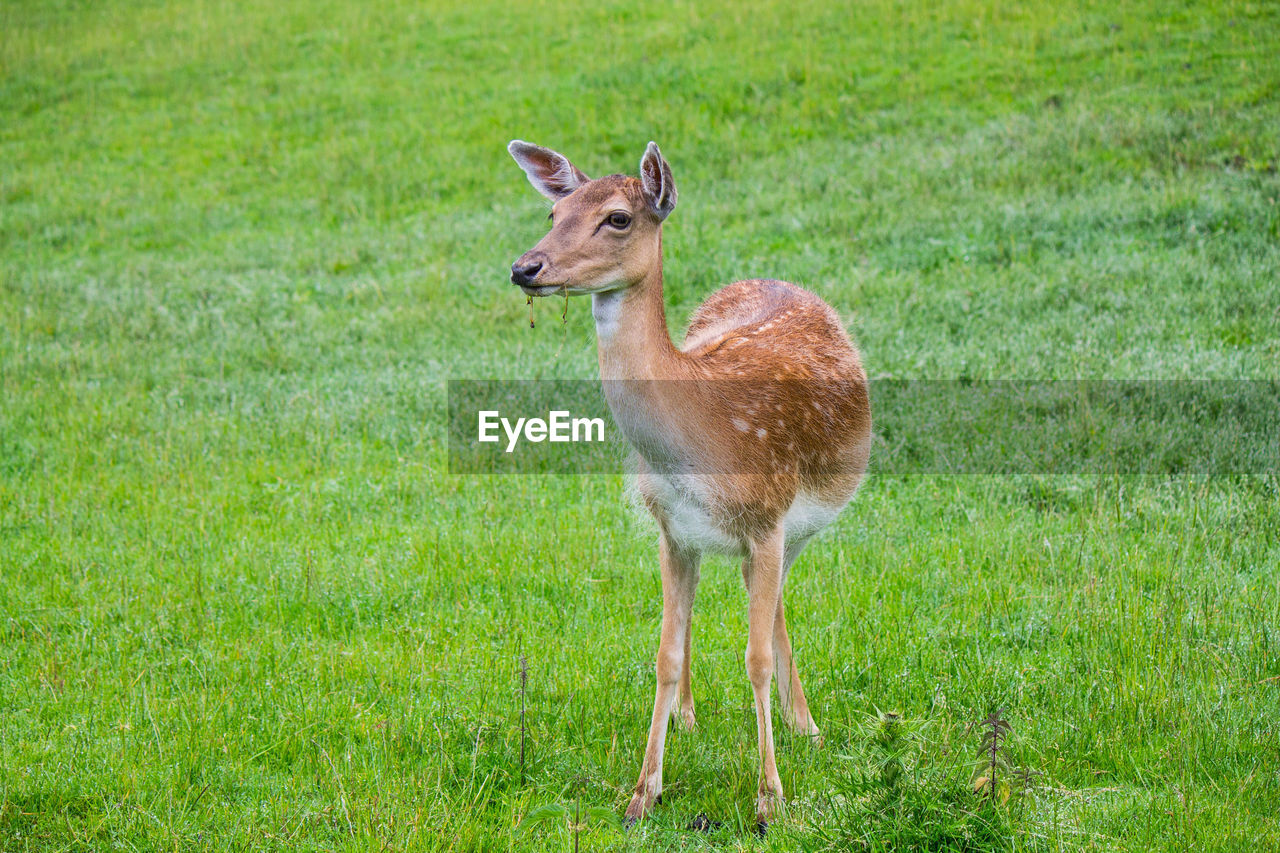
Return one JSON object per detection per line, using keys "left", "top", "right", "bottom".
{"left": 670, "top": 576, "right": 698, "bottom": 732}
{"left": 773, "top": 597, "right": 822, "bottom": 743}
{"left": 625, "top": 533, "right": 699, "bottom": 823}
{"left": 774, "top": 538, "right": 822, "bottom": 743}
{"left": 743, "top": 524, "right": 786, "bottom": 826}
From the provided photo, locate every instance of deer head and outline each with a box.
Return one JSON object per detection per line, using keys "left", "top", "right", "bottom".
{"left": 508, "top": 141, "right": 677, "bottom": 297}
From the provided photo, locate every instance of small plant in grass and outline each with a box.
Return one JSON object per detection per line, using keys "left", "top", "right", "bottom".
{"left": 869, "top": 708, "right": 912, "bottom": 798}
{"left": 518, "top": 778, "right": 620, "bottom": 852}
{"left": 812, "top": 708, "right": 1029, "bottom": 851}
{"left": 518, "top": 653, "right": 528, "bottom": 785}
{"left": 969, "top": 707, "right": 1040, "bottom": 810}
{"left": 970, "top": 707, "right": 1013, "bottom": 803}
{"left": 1011, "top": 766, "right": 1044, "bottom": 817}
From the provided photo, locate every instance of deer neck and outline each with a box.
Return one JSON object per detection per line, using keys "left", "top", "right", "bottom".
{"left": 591, "top": 239, "right": 685, "bottom": 382}
{"left": 591, "top": 237, "right": 695, "bottom": 472}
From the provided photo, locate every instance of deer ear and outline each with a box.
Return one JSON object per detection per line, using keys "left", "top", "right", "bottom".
{"left": 639, "top": 141, "right": 677, "bottom": 220}
{"left": 508, "top": 140, "right": 589, "bottom": 201}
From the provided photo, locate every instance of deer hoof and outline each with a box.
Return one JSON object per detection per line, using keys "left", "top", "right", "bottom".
{"left": 785, "top": 713, "right": 823, "bottom": 745}
{"left": 674, "top": 704, "right": 696, "bottom": 732}
{"left": 624, "top": 786, "right": 660, "bottom": 823}
{"left": 755, "top": 790, "right": 783, "bottom": 826}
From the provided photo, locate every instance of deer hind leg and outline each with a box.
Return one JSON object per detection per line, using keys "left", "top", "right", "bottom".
{"left": 774, "top": 537, "right": 822, "bottom": 743}
{"left": 625, "top": 533, "right": 700, "bottom": 823}
{"left": 742, "top": 524, "right": 786, "bottom": 826}
{"left": 671, "top": 597, "right": 697, "bottom": 731}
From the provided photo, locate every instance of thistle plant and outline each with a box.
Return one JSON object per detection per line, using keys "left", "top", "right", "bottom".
{"left": 859, "top": 708, "right": 927, "bottom": 803}
{"left": 874, "top": 709, "right": 906, "bottom": 792}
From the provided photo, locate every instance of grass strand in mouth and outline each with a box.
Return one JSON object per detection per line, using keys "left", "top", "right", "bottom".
{"left": 554, "top": 285, "right": 571, "bottom": 358}
{"left": 524, "top": 287, "right": 570, "bottom": 335}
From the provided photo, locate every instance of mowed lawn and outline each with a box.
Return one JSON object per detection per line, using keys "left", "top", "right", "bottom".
{"left": 2, "top": 0, "right": 1279, "bottom": 850}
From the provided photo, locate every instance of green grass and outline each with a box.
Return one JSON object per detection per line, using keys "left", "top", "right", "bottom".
{"left": 3, "top": 0, "right": 1279, "bottom": 849}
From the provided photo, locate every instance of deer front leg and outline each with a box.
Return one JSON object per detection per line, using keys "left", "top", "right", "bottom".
{"left": 625, "top": 533, "right": 699, "bottom": 824}
{"left": 743, "top": 525, "right": 786, "bottom": 827}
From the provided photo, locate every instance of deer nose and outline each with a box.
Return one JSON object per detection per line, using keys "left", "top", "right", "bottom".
{"left": 511, "top": 258, "right": 543, "bottom": 286}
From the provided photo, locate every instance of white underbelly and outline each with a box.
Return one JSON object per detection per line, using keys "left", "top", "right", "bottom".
{"left": 782, "top": 492, "right": 844, "bottom": 542}
{"left": 655, "top": 477, "right": 742, "bottom": 554}
{"left": 648, "top": 475, "right": 845, "bottom": 555}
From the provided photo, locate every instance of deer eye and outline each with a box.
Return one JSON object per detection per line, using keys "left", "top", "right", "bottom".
{"left": 606, "top": 211, "right": 631, "bottom": 229}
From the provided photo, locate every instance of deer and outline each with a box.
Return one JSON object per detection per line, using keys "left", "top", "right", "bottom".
{"left": 507, "top": 140, "right": 872, "bottom": 830}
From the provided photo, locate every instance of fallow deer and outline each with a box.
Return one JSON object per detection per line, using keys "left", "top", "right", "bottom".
{"left": 507, "top": 140, "right": 872, "bottom": 829}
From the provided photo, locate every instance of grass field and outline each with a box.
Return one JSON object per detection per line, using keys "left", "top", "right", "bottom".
{"left": 3, "top": 0, "right": 1280, "bottom": 849}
